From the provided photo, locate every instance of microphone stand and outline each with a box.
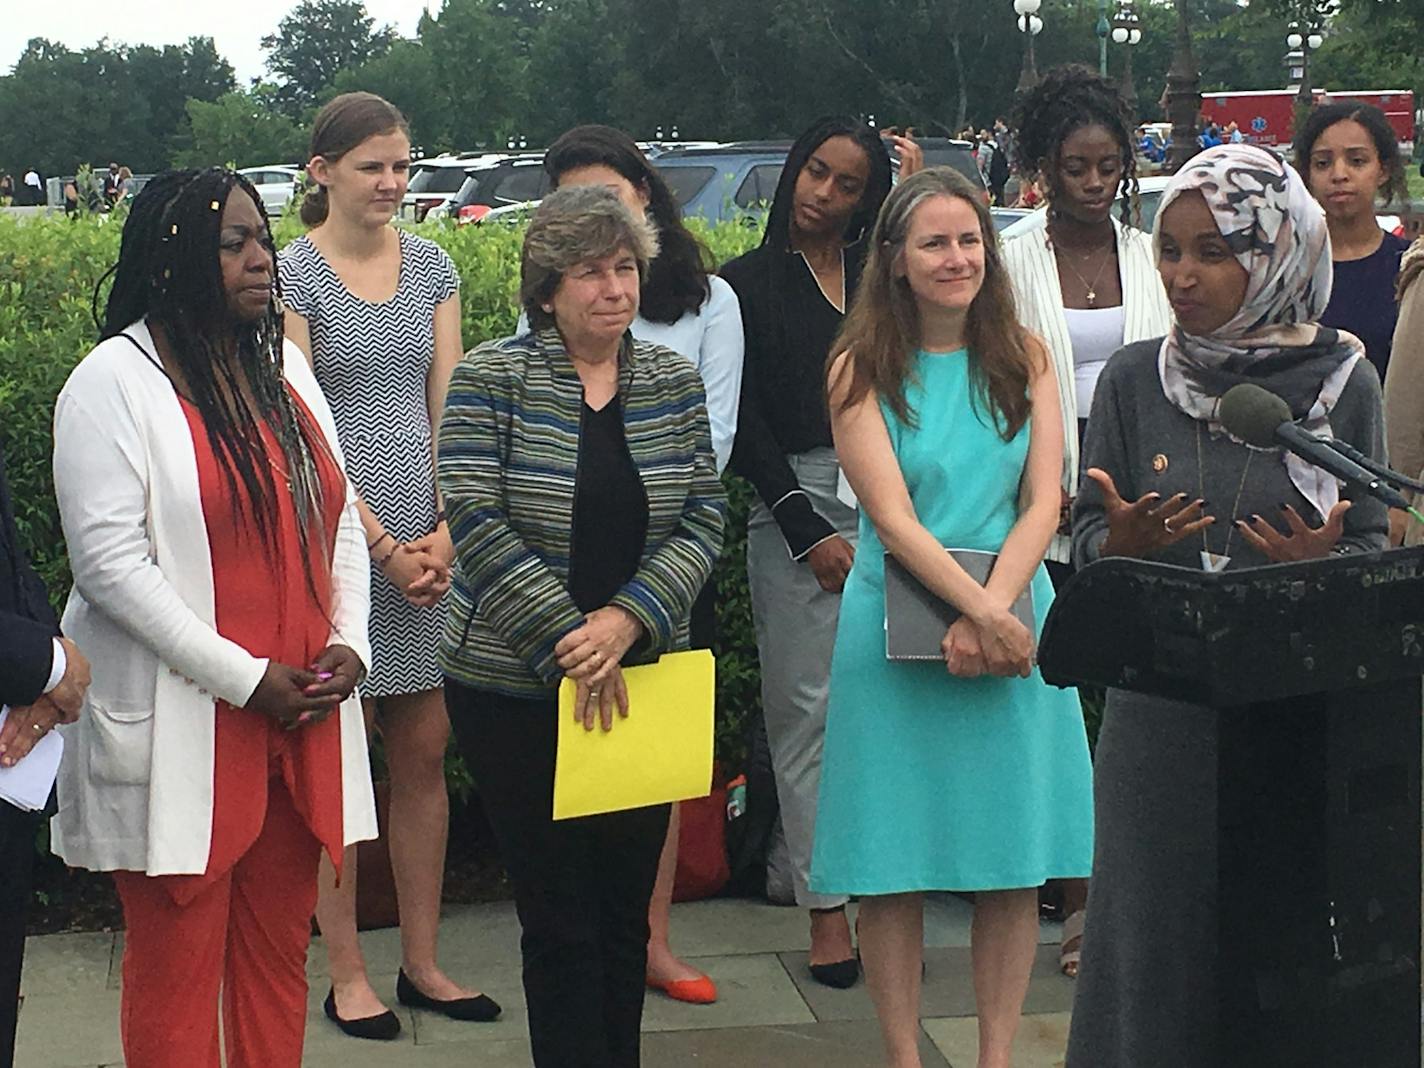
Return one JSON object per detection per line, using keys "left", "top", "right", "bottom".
{"left": 1321, "top": 438, "right": 1424, "bottom": 494}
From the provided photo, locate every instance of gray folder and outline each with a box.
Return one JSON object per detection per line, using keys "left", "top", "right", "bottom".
{"left": 883, "top": 549, "right": 1034, "bottom": 660}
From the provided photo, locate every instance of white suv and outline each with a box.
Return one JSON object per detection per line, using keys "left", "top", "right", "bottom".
{"left": 238, "top": 165, "right": 303, "bottom": 218}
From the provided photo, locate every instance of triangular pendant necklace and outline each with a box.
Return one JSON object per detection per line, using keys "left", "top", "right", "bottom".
{"left": 1195, "top": 421, "right": 1253, "bottom": 573}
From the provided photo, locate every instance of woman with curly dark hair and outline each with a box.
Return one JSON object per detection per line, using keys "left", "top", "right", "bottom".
{"left": 1001, "top": 63, "right": 1172, "bottom": 977}
{"left": 1294, "top": 101, "right": 1410, "bottom": 379}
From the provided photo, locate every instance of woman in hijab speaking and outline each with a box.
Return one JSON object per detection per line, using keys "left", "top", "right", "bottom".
{"left": 1064, "top": 144, "right": 1388, "bottom": 1067}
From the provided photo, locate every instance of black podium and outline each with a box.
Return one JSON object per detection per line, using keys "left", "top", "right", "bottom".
{"left": 1040, "top": 549, "right": 1423, "bottom": 1068}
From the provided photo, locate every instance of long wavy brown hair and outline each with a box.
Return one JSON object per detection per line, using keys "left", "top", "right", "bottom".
{"left": 830, "top": 167, "right": 1038, "bottom": 440}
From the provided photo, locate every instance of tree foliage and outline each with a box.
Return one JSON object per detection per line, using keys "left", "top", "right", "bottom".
{"left": 1, "top": 0, "right": 1421, "bottom": 181}
{"left": 172, "top": 89, "right": 308, "bottom": 170}
{"left": 261, "top": 0, "right": 397, "bottom": 117}
{"left": 0, "top": 36, "right": 234, "bottom": 177}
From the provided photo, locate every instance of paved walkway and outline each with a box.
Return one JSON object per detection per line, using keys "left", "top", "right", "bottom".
{"left": 16, "top": 894, "right": 1074, "bottom": 1067}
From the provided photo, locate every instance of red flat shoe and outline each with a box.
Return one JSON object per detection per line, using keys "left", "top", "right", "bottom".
{"left": 646, "top": 973, "right": 718, "bottom": 1004}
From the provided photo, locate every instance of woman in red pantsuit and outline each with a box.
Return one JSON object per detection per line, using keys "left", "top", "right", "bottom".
{"left": 50, "top": 169, "right": 377, "bottom": 1068}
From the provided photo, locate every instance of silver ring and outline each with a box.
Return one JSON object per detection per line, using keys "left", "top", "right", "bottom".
{"left": 1163, "top": 518, "right": 1174, "bottom": 534}
{"left": 31, "top": 722, "right": 45, "bottom": 735}
{"left": 589, "top": 690, "right": 601, "bottom": 699}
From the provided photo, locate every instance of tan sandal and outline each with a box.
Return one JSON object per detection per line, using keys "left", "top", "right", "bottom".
{"left": 1060, "top": 909, "right": 1086, "bottom": 978}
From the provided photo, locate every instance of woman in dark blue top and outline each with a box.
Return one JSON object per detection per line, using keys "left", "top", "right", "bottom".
{"left": 1295, "top": 102, "right": 1411, "bottom": 380}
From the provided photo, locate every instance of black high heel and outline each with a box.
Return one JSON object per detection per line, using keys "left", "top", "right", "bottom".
{"left": 396, "top": 969, "right": 502, "bottom": 1021}
{"left": 808, "top": 905, "right": 860, "bottom": 989}
{"left": 323, "top": 987, "right": 401, "bottom": 1041}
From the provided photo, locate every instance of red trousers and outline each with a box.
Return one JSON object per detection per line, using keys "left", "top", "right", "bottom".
{"left": 113, "top": 781, "right": 321, "bottom": 1068}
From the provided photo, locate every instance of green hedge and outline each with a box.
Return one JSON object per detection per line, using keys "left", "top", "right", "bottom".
{"left": 0, "top": 209, "right": 766, "bottom": 768}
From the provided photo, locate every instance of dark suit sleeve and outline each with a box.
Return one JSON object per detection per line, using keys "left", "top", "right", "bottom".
{"left": 1, "top": 610, "right": 54, "bottom": 708}
{"left": 721, "top": 256, "right": 837, "bottom": 560}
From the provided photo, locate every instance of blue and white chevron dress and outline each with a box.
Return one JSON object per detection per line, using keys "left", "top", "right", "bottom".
{"left": 279, "top": 230, "right": 459, "bottom": 697}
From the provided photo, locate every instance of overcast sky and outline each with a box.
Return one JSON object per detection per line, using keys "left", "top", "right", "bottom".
{"left": 1, "top": 0, "right": 432, "bottom": 85}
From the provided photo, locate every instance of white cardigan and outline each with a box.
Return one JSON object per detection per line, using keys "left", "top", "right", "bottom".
{"left": 1002, "top": 213, "right": 1172, "bottom": 562}
{"left": 50, "top": 321, "right": 377, "bottom": 875}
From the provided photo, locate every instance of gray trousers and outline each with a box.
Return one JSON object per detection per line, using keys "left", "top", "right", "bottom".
{"left": 746, "top": 448, "right": 857, "bottom": 911}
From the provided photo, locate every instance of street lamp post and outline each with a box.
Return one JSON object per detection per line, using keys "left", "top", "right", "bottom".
{"left": 1165, "top": 0, "right": 1201, "bottom": 173}
{"left": 1111, "top": 2, "right": 1144, "bottom": 106}
{"left": 1097, "top": 0, "right": 1111, "bottom": 78}
{"left": 1014, "top": 0, "right": 1043, "bottom": 94}
{"left": 1285, "top": 2, "right": 1337, "bottom": 133}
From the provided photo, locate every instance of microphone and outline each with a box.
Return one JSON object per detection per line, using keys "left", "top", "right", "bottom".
{"left": 1216, "top": 383, "right": 1412, "bottom": 511}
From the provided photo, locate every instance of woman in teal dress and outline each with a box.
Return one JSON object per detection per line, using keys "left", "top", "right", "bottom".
{"left": 813, "top": 167, "right": 1093, "bottom": 1068}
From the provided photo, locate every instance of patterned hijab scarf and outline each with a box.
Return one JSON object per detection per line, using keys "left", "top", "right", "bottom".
{"left": 1154, "top": 143, "right": 1364, "bottom": 520}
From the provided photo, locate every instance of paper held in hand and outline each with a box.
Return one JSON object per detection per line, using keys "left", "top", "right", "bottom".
{"left": 0, "top": 707, "right": 64, "bottom": 813}
{"left": 553, "top": 649, "right": 715, "bottom": 821}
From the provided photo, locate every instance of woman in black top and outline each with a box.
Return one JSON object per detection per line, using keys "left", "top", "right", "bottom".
{"left": 1295, "top": 102, "right": 1411, "bottom": 379}
{"left": 720, "top": 116, "right": 893, "bottom": 986}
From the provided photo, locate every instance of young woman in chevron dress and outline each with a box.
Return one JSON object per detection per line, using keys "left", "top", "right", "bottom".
{"left": 280, "top": 92, "right": 499, "bottom": 1040}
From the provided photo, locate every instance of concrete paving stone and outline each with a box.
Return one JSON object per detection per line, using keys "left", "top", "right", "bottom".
{"left": 923, "top": 1011, "right": 1072, "bottom": 1068}
{"left": 300, "top": 1034, "right": 534, "bottom": 1067}
{"left": 307, "top": 899, "right": 524, "bottom": 979}
{"left": 660, "top": 897, "right": 825, "bottom": 956}
{"left": 19, "top": 930, "right": 116, "bottom": 996}
{"left": 924, "top": 892, "right": 1066, "bottom": 948}
{"left": 13, "top": 988, "right": 123, "bottom": 1067}
{"left": 642, "top": 1018, "right": 952, "bottom": 1067}
{"left": 786, "top": 943, "right": 1076, "bottom": 1023}
{"left": 642, "top": 953, "right": 816, "bottom": 1033}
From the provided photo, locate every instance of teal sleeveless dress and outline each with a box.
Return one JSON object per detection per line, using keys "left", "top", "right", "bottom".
{"left": 810, "top": 349, "right": 1094, "bottom": 895}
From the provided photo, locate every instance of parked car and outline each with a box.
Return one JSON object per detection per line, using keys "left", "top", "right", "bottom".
{"left": 402, "top": 152, "right": 506, "bottom": 222}
{"left": 1000, "top": 174, "right": 1174, "bottom": 241}
{"left": 905, "top": 137, "right": 991, "bottom": 202}
{"left": 990, "top": 207, "right": 1034, "bottom": 232}
{"left": 651, "top": 142, "right": 789, "bottom": 225}
{"left": 427, "top": 154, "right": 551, "bottom": 224}
{"left": 238, "top": 165, "right": 303, "bottom": 217}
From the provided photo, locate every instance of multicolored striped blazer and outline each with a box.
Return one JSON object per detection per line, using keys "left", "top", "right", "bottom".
{"left": 437, "top": 328, "right": 726, "bottom": 698}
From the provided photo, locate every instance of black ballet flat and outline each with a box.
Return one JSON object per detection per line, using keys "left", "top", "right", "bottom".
{"left": 396, "top": 969, "right": 502, "bottom": 1021}
{"left": 323, "top": 987, "right": 402, "bottom": 1041}
{"left": 808, "top": 957, "right": 861, "bottom": 989}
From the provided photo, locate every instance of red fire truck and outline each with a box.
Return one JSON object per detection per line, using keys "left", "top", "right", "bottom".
{"left": 1198, "top": 89, "right": 1416, "bottom": 154}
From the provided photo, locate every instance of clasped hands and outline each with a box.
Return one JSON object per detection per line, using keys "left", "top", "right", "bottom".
{"left": 554, "top": 606, "right": 644, "bottom": 733}
{"left": 942, "top": 604, "right": 1035, "bottom": 680}
{"left": 1086, "top": 468, "right": 1348, "bottom": 563}
{"left": 0, "top": 637, "right": 91, "bottom": 768}
{"left": 381, "top": 525, "right": 454, "bottom": 607}
{"left": 245, "top": 644, "right": 363, "bottom": 730}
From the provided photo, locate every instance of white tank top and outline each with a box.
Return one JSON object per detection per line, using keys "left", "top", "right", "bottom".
{"left": 1063, "top": 305, "right": 1126, "bottom": 416}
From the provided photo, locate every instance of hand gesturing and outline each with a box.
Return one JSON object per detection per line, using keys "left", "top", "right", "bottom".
{"left": 1085, "top": 468, "right": 1214, "bottom": 559}
{"left": 1236, "top": 501, "right": 1350, "bottom": 563}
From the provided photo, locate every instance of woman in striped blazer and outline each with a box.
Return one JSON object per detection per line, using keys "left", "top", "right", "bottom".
{"left": 437, "top": 185, "right": 725, "bottom": 1068}
{"left": 1001, "top": 65, "right": 1171, "bottom": 979}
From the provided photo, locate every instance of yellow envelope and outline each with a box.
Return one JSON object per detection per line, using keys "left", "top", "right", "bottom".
{"left": 553, "top": 649, "right": 716, "bottom": 821}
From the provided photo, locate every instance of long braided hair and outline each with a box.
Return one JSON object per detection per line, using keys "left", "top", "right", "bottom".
{"left": 94, "top": 168, "right": 330, "bottom": 569}
{"left": 1011, "top": 64, "right": 1140, "bottom": 228}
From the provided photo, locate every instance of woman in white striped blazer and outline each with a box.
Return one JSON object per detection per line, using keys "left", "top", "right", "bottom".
{"left": 1003, "top": 66, "right": 1172, "bottom": 576}
{"left": 1001, "top": 64, "right": 1171, "bottom": 980}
